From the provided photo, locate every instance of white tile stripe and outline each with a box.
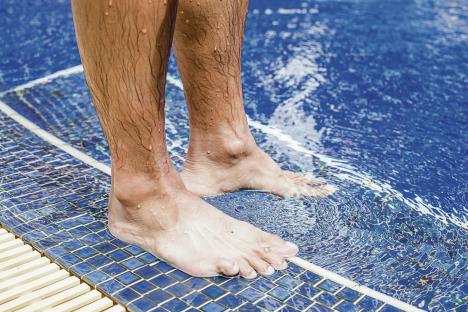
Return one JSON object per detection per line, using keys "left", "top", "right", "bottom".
{"left": 0, "top": 65, "right": 84, "bottom": 96}
{"left": 0, "top": 100, "right": 110, "bottom": 175}
{"left": 0, "top": 66, "right": 424, "bottom": 312}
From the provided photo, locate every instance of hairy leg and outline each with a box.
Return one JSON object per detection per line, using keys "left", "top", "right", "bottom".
{"left": 173, "top": 0, "right": 335, "bottom": 198}
{"left": 72, "top": 0, "right": 297, "bottom": 278}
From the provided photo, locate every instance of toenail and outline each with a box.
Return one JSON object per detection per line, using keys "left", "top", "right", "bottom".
{"left": 264, "top": 266, "right": 275, "bottom": 275}
{"left": 245, "top": 270, "right": 257, "bottom": 279}
{"left": 286, "top": 242, "right": 298, "bottom": 250}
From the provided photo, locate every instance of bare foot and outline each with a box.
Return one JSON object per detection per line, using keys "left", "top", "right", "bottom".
{"left": 108, "top": 170, "right": 298, "bottom": 278}
{"left": 181, "top": 132, "right": 336, "bottom": 198}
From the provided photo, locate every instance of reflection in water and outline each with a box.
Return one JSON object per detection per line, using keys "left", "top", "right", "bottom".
{"left": 242, "top": 2, "right": 467, "bottom": 310}
{"left": 0, "top": 0, "right": 465, "bottom": 310}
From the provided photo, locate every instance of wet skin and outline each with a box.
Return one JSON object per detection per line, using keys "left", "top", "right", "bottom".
{"left": 72, "top": 0, "right": 334, "bottom": 278}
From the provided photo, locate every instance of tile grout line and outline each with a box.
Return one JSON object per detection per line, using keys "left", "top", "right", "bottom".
{"left": 0, "top": 67, "right": 424, "bottom": 312}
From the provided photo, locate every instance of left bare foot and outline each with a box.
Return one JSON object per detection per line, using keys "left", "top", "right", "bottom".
{"left": 181, "top": 131, "right": 336, "bottom": 198}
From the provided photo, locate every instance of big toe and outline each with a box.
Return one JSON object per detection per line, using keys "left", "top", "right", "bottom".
{"left": 279, "top": 241, "right": 299, "bottom": 257}
{"left": 305, "top": 183, "right": 337, "bottom": 197}
{"left": 262, "top": 234, "right": 299, "bottom": 257}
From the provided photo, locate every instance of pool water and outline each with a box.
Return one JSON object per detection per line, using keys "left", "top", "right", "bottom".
{"left": 0, "top": 0, "right": 466, "bottom": 310}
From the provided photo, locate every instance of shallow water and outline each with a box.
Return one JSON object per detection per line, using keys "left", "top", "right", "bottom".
{"left": 0, "top": 0, "right": 467, "bottom": 310}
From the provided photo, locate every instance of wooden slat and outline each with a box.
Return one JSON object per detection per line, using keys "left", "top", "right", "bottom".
{"left": 16, "top": 284, "right": 91, "bottom": 312}
{"left": 0, "top": 227, "right": 125, "bottom": 311}
{"left": 0, "top": 239, "right": 23, "bottom": 252}
{"left": 0, "top": 250, "right": 41, "bottom": 271}
{"left": 74, "top": 297, "right": 114, "bottom": 312}
{"left": 0, "top": 269, "right": 69, "bottom": 304}
{"left": 45, "top": 290, "right": 102, "bottom": 312}
{"left": 0, "top": 257, "right": 50, "bottom": 282}
{"left": 0, "top": 244, "right": 31, "bottom": 262}
{"left": 0, "top": 276, "right": 80, "bottom": 312}
{"left": 0, "top": 233, "right": 14, "bottom": 244}
{"left": 103, "top": 306, "right": 126, "bottom": 312}
{"left": 0, "top": 262, "right": 60, "bottom": 292}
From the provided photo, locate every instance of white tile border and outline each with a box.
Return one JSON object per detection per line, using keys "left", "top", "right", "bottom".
{"left": 0, "top": 66, "right": 424, "bottom": 312}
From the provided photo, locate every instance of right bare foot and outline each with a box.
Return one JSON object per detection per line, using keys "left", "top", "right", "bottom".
{"left": 107, "top": 170, "right": 299, "bottom": 278}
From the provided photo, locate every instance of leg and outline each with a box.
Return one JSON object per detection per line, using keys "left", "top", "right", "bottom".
{"left": 72, "top": 0, "right": 297, "bottom": 278}
{"left": 174, "top": 0, "right": 335, "bottom": 198}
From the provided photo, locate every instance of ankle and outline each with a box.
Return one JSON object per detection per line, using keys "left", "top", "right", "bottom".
{"left": 111, "top": 166, "right": 184, "bottom": 208}
{"left": 188, "top": 127, "right": 257, "bottom": 165}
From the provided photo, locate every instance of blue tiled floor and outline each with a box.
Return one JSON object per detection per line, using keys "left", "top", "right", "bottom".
{"left": 0, "top": 109, "right": 406, "bottom": 311}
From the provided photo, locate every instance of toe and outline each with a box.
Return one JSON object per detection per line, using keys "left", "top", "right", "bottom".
{"left": 258, "top": 247, "right": 288, "bottom": 270}
{"left": 276, "top": 241, "right": 299, "bottom": 257}
{"left": 217, "top": 259, "right": 239, "bottom": 276}
{"left": 260, "top": 234, "right": 299, "bottom": 258}
{"left": 248, "top": 256, "right": 275, "bottom": 276}
{"left": 239, "top": 259, "right": 257, "bottom": 279}
{"left": 303, "top": 174, "right": 326, "bottom": 186}
{"left": 305, "top": 184, "right": 337, "bottom": 197}
{"left": 286, "top": 172, "right": 325, "bottom": 186}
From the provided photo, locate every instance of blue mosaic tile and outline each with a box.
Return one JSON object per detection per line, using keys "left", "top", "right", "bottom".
{"left": 145, "top": 289, "right": 173, "bottom": 304}
{"left": 315, "top": 292, "right": 340, "bottom": 307}
{"left": 70, "top": 262, "right": 95, "bottom": 275}
{"left": 221, "top": 278, "right": 247, "bottom": 293}
{"left": 239, "top": 287, "right": 264, "bottom": 302}
{"left": 0, "top": 94, "right": 418, "bottom": 312}
{"left": 128, "top": 297, "right": 155, "bottom": 312}
{"left": 132, "top": 280, "right": 155, "bottom": 295}
{"left": 183, "top": 292, "right": 210, "bottom": 307}
{"left": 101, "top": 263, "right": 127, "bottom": 276}
{"left": 97, "top": 279, "right": 125, "bottom": 294}
{"left": 357, "top": 296, "right": 384, "bottom": 311}
{"left": 135, "top": 266, "right": 161, "bottom": 280}
{"left": 202, "top": 301, "right": 226, "bottom": 312}
{"left": 151, "top": 274, "right": 177, "bottom": 288}
{"left": 237, "top": 302, "right": 262, "bottom": 311}
{"left": 337, "top": 287, "right": 361, "bottom": 302}
{"left": 114, "top": 288, "right": 139, "bottom": 303}
{"left": 58, "top": 253, "right": 81, "bottom": 266}
{"left": 74, "top": 246, "right": 98, "bottom": 258}
{"left": 116, "top": 272, "right": 140, "bottom": 285}
{"left": 168, "top": 269, "right": 191, "bottom": 282}
{"left": 125, "top": 245, "right": 145, "bottom": 256}
{"left": 317, "top": 279, "right": 342, "bottom": 293}
{"left": 277, "top": 275, "right": 302, "bottom": 290}
{"left": 278, "top": 306, "right": 300, "bottom": 312}
{"left": 121, "top": 257, "right": 144, "bottom": 270}
{"left": 183, "top": 277, "right": 210, "bottom": 290}
{"left": 256, "top": 296, "right": 283, "bottom": 310}
{"left": 251, "top": 278, "right": 276, "bottom": 292}
{"left": 202, "top": 285, "right": 226, "bottom": 299}
{"left": 380, "top": 305, "right": 404, "bottom": 312}
{"left": 166, "top": 283, "right": 192, "bottom": 297}
{"left": 162, "top": 298, "right": 188, "bottom": 311}
{"left": 299, "top": 271, "right": 322, "bottom": 285}
{"left": 108, "top": 249, "right": 130, "bottom": 262}
{"left": 269, "top": 286, "right": 292, "bottom": 301}
{"left": 216, "top": 293, "right": 245, "bottom": 309}
{"left": 94, "top": 242, "right": 117, "bottom": 253}
{"left": 297, "top": 283, "right": 321, "bottom": 298}
{"left": 153, "top": 261, "right": 174, "bottom": 273}
{"left": 308, "top": 303, "right": 334, "bottom": 311}
{"left": 286, "top": 294, "right": 314, "bottom": 310}
{"left": 83, "top": 270, "right": 109, "bottom": 284}
{"left": 138, "top": 252, "right": 158, "bottom": 263}
{"left": 87, "top": 254, "right": 112, "bottom": 267}
{"left": 335, "top": 300, "right": 359, "bottom": 312}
